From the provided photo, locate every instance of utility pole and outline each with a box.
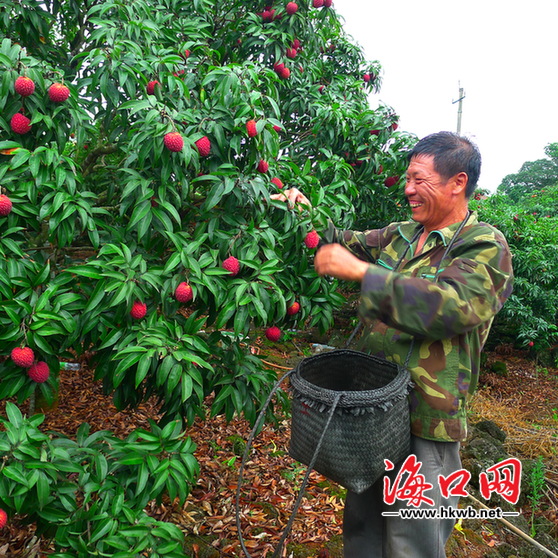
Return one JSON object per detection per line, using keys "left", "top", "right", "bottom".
{"left": 452, "top": 83, "right": 465, "bottom": 135}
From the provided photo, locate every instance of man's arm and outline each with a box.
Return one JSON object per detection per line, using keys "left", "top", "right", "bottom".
{"left": 357, "top": 233, "right": 513, "bottom": 340}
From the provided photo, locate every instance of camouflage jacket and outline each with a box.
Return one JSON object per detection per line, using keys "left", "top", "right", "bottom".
{"left": 332, "top": 211, "right": 513, "bottom": 442}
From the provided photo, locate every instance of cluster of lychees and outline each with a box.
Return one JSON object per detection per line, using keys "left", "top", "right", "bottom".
{"left": 258, "top": 2, "right": 335, "bottom": 80}
{"left": 313, "top": 0, "right": 333, "bottom": 7}
{"left": 243, "top": 118, "right": 286, "bottom": 190}
{"left": 260, "top": 1, "right": 332, "bottom": 21}
{"left": 257, "top": 192, "right": 322, "bottom": 342}
{"left": 10, "top": 346, "right": 50, "bottom": 383}
{"left": 147, "top": 50, "right": 214, "bottom": 157}
{"left": 129, "top": 257, "right": 243, "bottom": 321}
{"left": 264, "top": 300, "right": 301, "bottom": 343}
{"left": 9, "top": 76, "right": 70, "bottom": 136}
{"left": 162, "top": 131, "right": 212, "bottom": 157}
{"left": 261, "top": 225, "right": 317, "bottom": 343}
{"left": 273, "top": 61, "right": 291, "bottom": 80}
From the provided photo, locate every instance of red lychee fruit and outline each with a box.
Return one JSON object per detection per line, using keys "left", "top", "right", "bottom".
{"left": 48, "top": 83, "right": 70, "bottom": 102}
{"left": 11, "top": 346, "right": 35, "bottom": 368}
{"left": 370, "top": 129, "right": 381, "bottom": 136}
{"left": 265, "top": 326, "right": 281, "bottom": 342}
{"left": 222, "top": 256, "right": 240, "bottom": 276}
{"left": 15, "top": 76, "right": 35, "bottom": 96}
{"left": 318, "top": 85, "right": 325, "bottom": 94}
{"left": 273, "top": 125, "right": 283, "bottom": 132}
{"left": 286, "top": 47, "right": 297, "bottom": 59}
{"left": 279, "top": 66, "right": 290, "bottom": 79}
{"left": 10, "top": 113, "right": 31, "bottom": 135}
{"left": 257, "top": 159, "right": 269, "bottom": 173}
{"left": 0, "top": 509, "right": 7, "bottom": 529}
{"left": 130, "top": 301, "right": 147, "bottom": 319}
{"left": 175, "top": 282, "right": 193, "bottom": 303}
{"left": 304, "top": 230, "right": 320, "bottom": 249}
{"left": 261, "top": 8, "right": 276, "bottom": 22}
{"left": 384, "top": 176, "right": 399, "bottom": 188}
{"left": 313, "top": 0, "right": 324, "bottom": 7}
{"left": 363, "top": 74, "right": 371, "bottom": 83}
{"left": 28, "top": 361, "right": 50, "bottom": 383}
{"left": 287, "top": 301, "right": 301, "bottom": 315}
{"left": 271, "top": 177, "right": 283, "bottom": 189}
{"left": 184, "top": 49, "right": 191, "bottom": 58}
{"left": 273, "top": 62, "right": 291, "bottom": 79}
{"left": 391, "top": 122, "right": 399, "bottom": 131}
{"left": 292, "top": 39, "right": 302, "bottom": 50}
{"left": 324, "top": 0, "right": 333, "bottom": 6}
{"left": 286, "top": 2, "right": 298, "bottom": 14}
{"left": 246, "top": 119, "right": 258, "bottom": 137}
{"left": 163, "top": 132, "right": 184, "bottom": 152}
{"left": 195, "top": 136, "right": 211, "bottom": 157}
{"left": 0, "top": 194, "right": 13, "bottom": 217}
{"left": 146, "top": 80, "right": 160, "bottom": 95}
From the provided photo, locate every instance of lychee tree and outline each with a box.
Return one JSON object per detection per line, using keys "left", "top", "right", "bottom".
{"left": 1, "top": 0, "right": 414, "bottom": 541}
{"left": 1, "top": 0, "right": 414, "bottom": 427}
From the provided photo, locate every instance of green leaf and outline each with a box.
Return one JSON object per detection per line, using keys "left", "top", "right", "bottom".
{"left": 90, "top": 518, "right": 116, "bottom": 544}
{"left": 136, "top": 463, "right": 149, "bottom": 495}
{"left": 5, "top": 402, "right": 23, "bottom": 427}
{"left": 36, "top": 472, "right": 50, "bottom": 509}
{"left": 180, "top": 373, "right": 193, "bottom": 402}
{"left": 113, "top": 352, "right": 145, "bottom": 387}
{"left": 118, "top": 454, "right": 145, "bottom": 466}
{"left": 3, "top": 464, "right": 29, "bottom": 486}
{"left": 135, "top": 356, "right": 152, "bottom": 388}
{"left": 215, "top": 300, "right": 237, "bottom": 329}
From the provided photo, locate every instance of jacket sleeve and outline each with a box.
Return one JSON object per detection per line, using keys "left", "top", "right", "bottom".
{"left": 357, "top": 233, "right": 514, "bottom": 340}
{"left": 324, "top": 220, "right": 388, "bottom": 264}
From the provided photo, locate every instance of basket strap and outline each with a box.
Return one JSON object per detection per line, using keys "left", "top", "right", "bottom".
{"left": 236, "top": 368, "right": 293, "bottom": 558}
{"left": 235, "top": 370, "right": 342, "bottom": 558}
{"left": 271, "top": 391, "right": 342, "bottom": 558}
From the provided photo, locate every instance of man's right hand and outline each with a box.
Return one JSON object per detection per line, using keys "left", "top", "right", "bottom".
{"left": 270, "top": 188, "right": 311, "bottom": 209}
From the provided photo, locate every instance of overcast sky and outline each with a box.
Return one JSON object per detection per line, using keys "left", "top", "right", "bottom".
{"left": 334, "top": 0, "right": 558, "bottom": 192}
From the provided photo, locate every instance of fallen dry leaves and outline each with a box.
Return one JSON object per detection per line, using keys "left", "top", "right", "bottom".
{"left": 0, "top": 356, "right": 345, "bottom": 557}
{"left": 1, "top": 343, "right": 557, "bottom": 557}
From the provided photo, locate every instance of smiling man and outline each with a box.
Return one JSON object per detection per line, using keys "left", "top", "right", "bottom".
{"left": 274, "top": 131, "right": 514, "bottom": 557}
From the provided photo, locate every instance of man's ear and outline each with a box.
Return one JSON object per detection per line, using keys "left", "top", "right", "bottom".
{"left": 452, "top": 172, "right": 468, "bottom": 195}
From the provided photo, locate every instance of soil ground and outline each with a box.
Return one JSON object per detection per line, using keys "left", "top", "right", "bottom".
{"left": 1, "top": 334, "right": 557, "bottom": 557}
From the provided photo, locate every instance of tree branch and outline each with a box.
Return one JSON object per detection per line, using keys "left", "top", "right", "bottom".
{"left": 82, "top": 145, "right": 119, "bottom": 177}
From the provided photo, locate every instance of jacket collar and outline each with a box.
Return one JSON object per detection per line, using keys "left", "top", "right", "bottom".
{"left": 398, "top": 211, "right": 479, "bottom": 247}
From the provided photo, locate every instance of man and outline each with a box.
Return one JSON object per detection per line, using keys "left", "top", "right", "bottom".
{"left": 273, "top": 132, "right": 513, "bottom": 557}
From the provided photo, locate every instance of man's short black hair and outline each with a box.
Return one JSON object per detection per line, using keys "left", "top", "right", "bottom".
{"left": 407, "top": 131, "right": 481, "bottom": 198}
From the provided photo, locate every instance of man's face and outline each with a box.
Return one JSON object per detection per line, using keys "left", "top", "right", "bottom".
{"left": 405, "top": 155, "right": 464, "bottom": 231}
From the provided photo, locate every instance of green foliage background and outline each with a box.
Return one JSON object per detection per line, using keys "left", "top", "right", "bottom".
{"left": 474, "top": 147, "right": 558, "bottom": 356}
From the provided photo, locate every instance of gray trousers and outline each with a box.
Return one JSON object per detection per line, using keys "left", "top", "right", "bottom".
{"left": 343, "top": 435, "right": 461, "bottom": 558}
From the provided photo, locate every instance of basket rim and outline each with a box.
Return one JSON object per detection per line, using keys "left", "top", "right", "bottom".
{"left": 290, "top": 349, "right": 412, "bottom": 409}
